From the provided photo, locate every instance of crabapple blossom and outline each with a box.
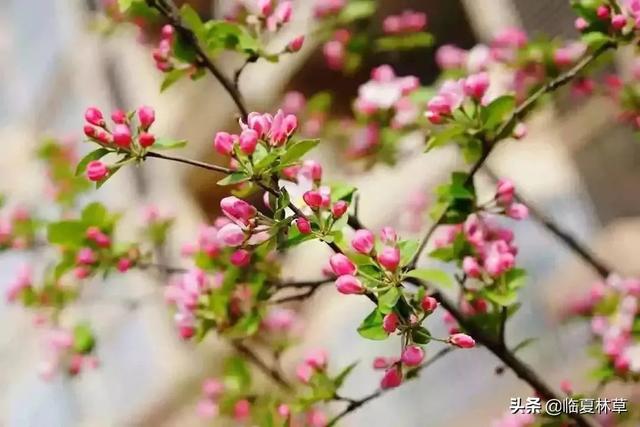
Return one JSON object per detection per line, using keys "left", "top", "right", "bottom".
{"left": 138, "top": 105, "right": 155, "bottom": 129}
{"left": 351, "top": 229, "right": 375, "bottom": 254}
{"left": 217, "top": 223, "right": 245, "bottom": 247}
{"left": 112, "top": 124, "right": 132, "bottom": 147}
{"left": 287, "top": 35, "right": 305, "bottom": 52}
{"left": 331, "top": 200, "right": 348, "bottom": 218}
{"left": 380, "top": 366, "right": 403, "bottom": 389}
{"left": 401, "top": 345, "right": 424, "bottom": 366}
{"left": 421, "top": 295, "right": 438, "bottom": 312}
{"left": 449, "top": 333, "right": 476, "bottom": 348}
{"left": 295, "top": 217, "right": 312, "bottom": 234}
{"left": 329, "top": 253, "right": 357, "bottom": 276}
{"left": 85, "top": 107, "right": 104, "bottom": 127}
{"left": 86, "top": 161, "right": 108, "bottom": 181}
{"left": 383, "top": 312, "right": 398, "bottom": 333}
{"left": 377, "top": 246, "right": 400, "bottom": 271}
{"left": 335, "top": 274, "right": 364, "bottom": 294}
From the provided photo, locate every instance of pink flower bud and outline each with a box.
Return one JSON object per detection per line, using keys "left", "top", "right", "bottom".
{"left": 275, "top": 1, "right": 293, "bottom": 23}
{"left": 513, "top": 122, "right": 527, "bottom": 139}
{"left": 287, "top": 35, "right": 305, "bottom": 52}
{"left": 335, "top": 274, "right": 364, "bottom": 294}
{"left": 462, "top": 256, "right": 482, "bottom": 278}
{"left": 597, "top": 5, "right": 610, "bottom": 19}
{"left": 373, "top": 357, "right": 392, "bottom": 369}
{"left": 214, "top": 132, "right": 235, "bottom": 155}
{"left": 380, "top": 366, "right": 403, "bottom": 389}
{"left": 463, "top": 72, "right": 490, "bottom": 100}
{"left": 258, "top": 0, "right": 273, "bottom": 16}
{"left": 295, "top": 217, "right": 312, "bottom": 234}
{"left": 331, "top": 201, "right": 348, "bottom": 218}
{"left": 303, "top": 160, "right": 323, "bottom": 181}
{"left": 421, "top": 295, "right": 438, "bottom": 312}
{"left": 86, "top": 161, "right": 109, "bottom": 181}
{"left": 496, "top": 178, "right": 515, "bottom": 205}
{"left": 307, "top": 409, "right": 328, "bottom": 427}
{"left": 377, "top": 246, "right": 400, "bottom": 271}
{"left": 239, "top": 129, "right": 259, "bottom": 155}
{"left": 113, "top": 124, "right": 132, "bottom": 148}
{"left": 230, "top": 249, "right": 251, "bottom": 267}
{"left": 305, "top": 348, "right": 328, "bottom": 369}
{"left": 84, "top": 125, "right": 96, "bottom": 138}
{"left": 506, "top": 203, "right": 529, "bottom": 220}
{"left": 303, "top": 190, "right": 323, "bottom": 209}
{"left": 560, "top": 379, "right": 573, "bottom": 395}
{"left": 179, "top": 325, "right": 195, "bottom": 340}
{"left": 611, "top": 14, "right": 626, "bottom": 30}
{"left": 449, "top": 333, "right": 475, "bottom": 348}
{"left": 277, "top": 404, "right": 290, "bottom": 418}
{"left": 233, "top": 399, "right": 250, "bottom": 421}
{"left": 380, "top": 226, "right": 397, "bottom": 245}
{"left": 85, "top": 107, "right": 105, "bottom": 127}
{"left": 196, "top": 399, "right": 218, "bottom": 419}
{"left": 574, "top": 17, "right": 588, "bottom": 31}
{"left": 329, "top": 253, "right": 357, "bottom": 276}
{"left": 74, "top": 266, "right": 91, "bottom": 279}
{"left": 161, "top": 24, "right": 174, "bottom": 39}
{"left": 202, "top": 378, "right": 224, "bottom": 398}
{"left": 383, "top": 312, "right": 398, "bottom": 333}
{"left": 117, "top": 258, "right": 132, "bottom": 272}
{"left": 401, "top": 345, "right": 424, "bottom": 366}
{"left": 139, "top": 132, "right": 155, "bottom": 148}
{"left": 111, "top": 109, "right": 127, "bottom": 124}
{"left": 221, "top": 196, "right": 257, "bottom": 226}
{"left": 296, "top": 362, "right": 313, "bottom": 383}
{"left": 351, "top": 229, "right": 375, "bottom": 254}
{"left": 138, "top": 106, "right": 155, "bottom": 129}
{"left": 217, "top": 223, "right": 245, "bottom": 247}
{"left": 76, "top": 248, "right": 97, "bottom": 265}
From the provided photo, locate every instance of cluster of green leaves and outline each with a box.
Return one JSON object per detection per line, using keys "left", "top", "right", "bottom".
{"left": 429, "top": 172, "right": 477, "bottom": 225}
{"left": 47, "top": 202, "right": 139, "bottom": 279}
{"left": 571, "top": 0, "right": 634, "bottom": 47}
{"left": 426, "top": 95, "right": 516, "bottom": 164}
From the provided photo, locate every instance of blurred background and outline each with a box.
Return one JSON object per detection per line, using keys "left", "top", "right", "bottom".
{"left": 1, "top": 0, "right": 640, "bottom": 426}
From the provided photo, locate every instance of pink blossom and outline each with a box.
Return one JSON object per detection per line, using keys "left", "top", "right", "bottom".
{"left": 296, "top": 362, "right": 313, "bottom": 383}
{"left": 463, "top": 72, "right": 490, "bottom": 100}
{"left": 202, "top": 378, "right": 224, "bottom": 398}
{"left": 307, "top": 409, "right": 328, "bottom": 427}
{"left": 85, "top": 107, "right": 105, "bottom": 127}
{"left": 462, "top": 256, "right": 482, "bottom": 278}
{"left": 401, "top": 345, "right": 424, "bottom": 366}
{"left": 217, "top": 223, "right": 245, "bottom": 247}
{"left": 506, "top": 203, "right": 529, "bottom": 220}
{"left": 196, "top": 399, "right": 218, "bottom": 419}
{"left": 380, "top": 366, "right": 403, "bottom": 389}
{"left": 335, "top": 275, "right": 364, "bottom": 294}
{"left": 138, "top": 106, "right": 155, "bottom": 129}
{"left": 436, "top": 45, "right": 466, "bottom": 70}
{"left": 377, "top": 246, "right": 400, "bottom": 271}
{"left": 113, "top": 124, "right": 132, "bottom": 148}
{"left": 86, "top": 161, "right": 109, "bottom": 181}
{"left": 230, "top": 249, "right": 251, "bottom": 267}
{"left": 449, "top": 333, "right": 476, "bottom": 348}
{"left": 233, "top": 399, "right": 251, "bottom": 422}
{"left": 220, "top": 196, "right": 257, "bottom": 226}
{"left": 421, "top": 295, "right": 438, "bottom": 312}
{"left": 305, "top": 348, "right": 328, "bottom": 370}
{"left": 329, "top": 253, "right": 357, "bottom": 276}
{"left": 213, "top": 131, "right": 235, "bottom": 155}
{"left": 383, "top": 312, "right": 398, "bottom": 333}
{"left": 351, "top": 229, "right": 375, "bottom": 254}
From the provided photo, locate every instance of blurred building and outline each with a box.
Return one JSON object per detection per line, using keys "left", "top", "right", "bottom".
{"left": 1, "top": 0, "right": 639, "bottom": 426}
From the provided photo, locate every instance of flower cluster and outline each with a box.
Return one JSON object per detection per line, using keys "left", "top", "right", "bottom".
{"left": 82, "top": 105, "right": 157, "bottom": 182}
{"left": 382, "top": 10, "right": 427, "bottom": 35}
{"left": 313, "top": 0, "right": 344, "bottom": 19}
{"left": 5, "top": 264, "right": 33, "bottom": 303}
{"left": 152, "top": 24, "right": 176, "bottom": 72}
{"left": 0, "top": 205, "right": 37, "bottom": 251}
{"left": 37, "top": 324, "right": 98, "bottom": 381}
{"left": 426, "top": 72, "right": 490, "bottom": 124}
{"left": 575, "top": 2, "right": 640, "bottom": 33}
{"left": 164, "top": 269, "right": 214, "bottom": 339}
{"left": 355, "top": 65, "right": 421, "bottom": 122}
{"left": 257, "top": 0, "right": 294, "bottom": 32}
{"left": 38, "top": 137, "right": 91, "bottom": 207}
{"left": 570, "top": 275, "right": 640, "bottom": 379}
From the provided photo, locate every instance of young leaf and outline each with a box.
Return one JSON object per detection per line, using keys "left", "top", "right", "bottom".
{"left": 81, "top": 202, "right": 108, "bottom": 226}
{"left": 333, "top": 361, "right": 358, "bottom": 389}
{"left": 223, "top": 356, "right": 252, "bottom": 392}
{"left": 73, "top": 323, "right": 96, "bottom": 354}
{"left": 217, "top": 172, "right": 250, "bottom": 186}
{"left": 378, "top": 287, "right": 400, "bottom": 313}
{"left": 161, "top": 68, "right": 189, "bottom": 92}
{"left": 426, "top": 125, "right": 466, "bottom": 151}
{"left": 339, "top": 0, "right": 376, "bottom": 23}
{"left": 411, "top": 327, "right": 431, "bottom": 345}
{"left": 481, "top": 95, "right": 515, "bottom": 131}
{"left": 405, "top": 268, "right": 454, "bottom": 289}
{"left": 398, "top": 239, "right": 419, "bottom": 266}
{"left": 48, "top": 221, "right": 87, "bottom": 247}
{"left": 152, "top": 138, "right": 188, "bottom": 150}
{"left": 280, "top": 139, "right": 320, "bottom": 166}
{"left": 357, "top": 308, "right": 388, "bottom": 340}
{"left": 75, "top": 148, "right": 110, "bottom": 176}
{"left": 180, "top": 4, "right": 205, "bottom": 39}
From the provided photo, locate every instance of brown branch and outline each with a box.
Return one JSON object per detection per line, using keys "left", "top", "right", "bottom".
{"left": 146, "top": 0, "right": 249, "bottom": 120}
{"left": 405, "top": 41, "right": 616, "bottom": 271}
{"left": 326, "top": 347, "right": 453, "bottom": 427}
{"left": 145, "top": 151, "right": 234, "bottom": 175}
{"left": 483, "top": 167, "right": 612, "bottom": 279}
{"left": 232, "top": 341, "right": 292, "bottom": 391}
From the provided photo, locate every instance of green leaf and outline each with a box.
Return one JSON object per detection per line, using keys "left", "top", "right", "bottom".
{"left": 161, "top": 68, "right": 189, "bottom": 92}
{"left": 48, "top": 221, "right": 87, "bottom": 247}
{"left": 180, "top": 4, "right": 205, "bottom": 39}
{"left": 398, "top": 239, "right": 419, "bottom": 266}
{"left": 117, "top": 0, "right": 134, "bottom": 12}
{"left": 204, "top": 21, "right": 259, "bottom": 54}
{"left": 330, "top": 183, "right": 356, "bottom": 202}
{"left": 280, "top": 139, "right": 320, "bottom": 166}
{"left": 357, "top": 308, "right": 388, "bottom": 340}
{"left": 581, "top": 31, "right": 612, "bottom": 50}
{"left": 375, "top": 33, "right": 434, "bottom": 52}
{"left": 75, "top": 148, "right": 110, "bottom": 176}
{"left": 152, "top": 138, "right": 188, "bottom": 150}
{"left": 411, "top": 327, "right": 431, "bottom": 345}
{"left": 504, "top": 268, "right": 527, "bottom": 291}
{"left": 333, "top": 362, "right": 358, "bottom": 389}
{"left": 81, "top": 202, "right": 108, "bottom": 226}
{"left": 223, "top": 356, "right": 252, "bottom": 392}
{"left": 378, "top": 287, "right": 400, "bottom": 313}
{"left": 254, "top": 151, "right": 280, "bottom": 173}
{"left": 73, "top": 323, "right": 96, "bottom": 354}
{"left": 217, "top": 172, "right": 250, "bottom": 186}
{"left": 405, "top": 268, "right": 454, "bottom": 289}
{"left": 426, "top": 125, "right": 466, "bottom": 151}
{"left": 511, "top": 337, "right": 537, "bottom": 354}
{"left": 339, "top": 1, "right": 376, "bottom": 23}
{"left": 481, "top": 95, "right": 515, "bottom": 131}
{"left": 482, "top": 287, "right": 518, "bottom": 307}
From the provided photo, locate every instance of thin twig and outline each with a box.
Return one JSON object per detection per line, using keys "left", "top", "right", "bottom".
{"left": 146, "top": 0, "right": 249, "bottom": 119}
{"left": 326, "top": 347, "right": 453, "bottom": 426}
{"left": 483, "top": 167, "right": 612, "bottom": 279}
{"left": 499, "top": 306, "right": 508, "bottom": 346}
{"left": 232, "top": 341, "right": 292, "bottom": 391}
{"left": 145, "top": 151, "right": 234, "bottom": 175}
{"left": 276, "top": 278, "right": 334, "bottom": 289}
{"left": 233, "top": 55, "right": 259, "bottom": 90}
